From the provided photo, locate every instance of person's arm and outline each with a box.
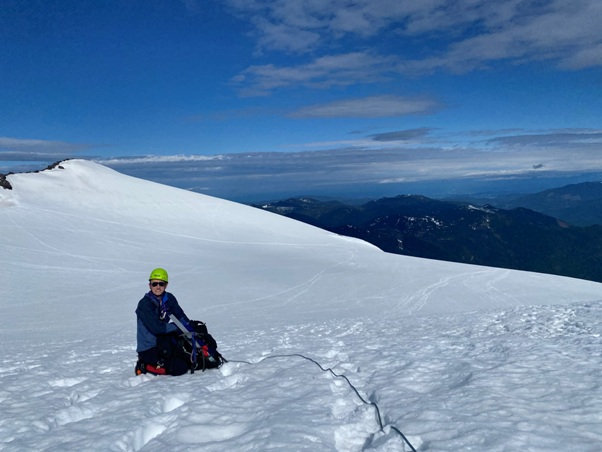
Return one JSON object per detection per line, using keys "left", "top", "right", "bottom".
{"left": 136, "top": 299, "right": 178, "bottom": 335}
{"left": 167, "top": 294, "right": 191, "bottom": 324}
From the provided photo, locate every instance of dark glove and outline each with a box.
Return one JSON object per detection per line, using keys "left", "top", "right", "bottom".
{"left": 190, "top": 320, "right": 208, "bottom": 335}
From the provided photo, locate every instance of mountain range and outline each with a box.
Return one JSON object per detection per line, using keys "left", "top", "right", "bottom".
{"left": 495, "top": 181, "right": 602, "bottom": 226}
{"left": 256, "top": 191, "right": 602, "bottom": 283}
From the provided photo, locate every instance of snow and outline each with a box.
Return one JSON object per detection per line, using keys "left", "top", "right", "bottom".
{"left": 1, "top": 159, "right": 601, "bottom": 451}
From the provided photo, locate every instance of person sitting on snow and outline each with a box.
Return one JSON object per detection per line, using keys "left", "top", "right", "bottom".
{"left": 135, "top": 267, "right": 222, "bottom": 376}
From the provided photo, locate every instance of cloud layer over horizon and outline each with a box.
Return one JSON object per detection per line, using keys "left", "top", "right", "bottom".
{"left": 4, "top": 127, "right": 602, "bottom": 200}
{"left": 94, "top": 128, "right": 602, "bottom": 201}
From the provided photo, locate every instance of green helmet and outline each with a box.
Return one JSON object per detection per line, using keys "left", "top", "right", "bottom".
{"left": 149, "top": 267, "right": 168, "bottom": 282}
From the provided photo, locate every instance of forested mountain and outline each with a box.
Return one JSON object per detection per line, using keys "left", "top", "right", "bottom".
{"left": 498, "top": 182, "right": 602, "bottom": 226}
{"left": 256, "top": 196, "right": 602, "bottom": 282}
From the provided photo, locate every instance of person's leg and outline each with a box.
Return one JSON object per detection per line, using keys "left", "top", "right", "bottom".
{"left": 157, "top": 333, "right": 192, "bottom": 376}
{"left": 137, "top": 348, "right": 167, "bottom": 375}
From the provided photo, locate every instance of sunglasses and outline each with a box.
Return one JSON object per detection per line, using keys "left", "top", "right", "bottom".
{"left": 150, "top": 281, "right": 166, "bottom": 287}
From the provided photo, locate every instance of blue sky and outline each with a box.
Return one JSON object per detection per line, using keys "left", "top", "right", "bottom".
{"left": 2, "top": 0, "right": 602, "bottom": 200}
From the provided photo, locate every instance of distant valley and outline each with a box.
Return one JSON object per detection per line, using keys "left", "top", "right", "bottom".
{"left": 254, "top": 182, "right": 602, "bottom": 283}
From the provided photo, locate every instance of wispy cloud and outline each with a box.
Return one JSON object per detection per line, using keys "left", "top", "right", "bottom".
{"left": 0, "top": 137, "right": 90, "bottom": 153}
{"left": 228, "top": 0, "right": 602, "bottom": 95}
{"left": 405, "top": 1, "right": 602, "bottom": 73}
{"left": 371, "top": 128, "right": 436, "bottom": 142}
{"left": 0, "top": 137, "right": 93, "bottom": 165}
{"left": 290, "top": 96, "right": 441, "bottom": 118}
{"left": 232, "top": 52, "right": 396, "bottom": 96}
{"left": 485, "top": 130, "right": 602, "bottom": 148}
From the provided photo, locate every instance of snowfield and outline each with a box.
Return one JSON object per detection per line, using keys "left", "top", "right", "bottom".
{"left": 1, "top": 160, "right": 601, "bottom": 451}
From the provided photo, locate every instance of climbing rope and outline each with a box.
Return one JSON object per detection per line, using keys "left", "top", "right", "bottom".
{"left": 228, "top": 353, "right": 417, "bottom": 451}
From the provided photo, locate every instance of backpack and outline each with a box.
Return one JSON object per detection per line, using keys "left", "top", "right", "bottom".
{"left": 137, "top": 320, "right": 225, "bottom": 376}
{"left": 180, "top": 320, "right": 225, "bottom": 372}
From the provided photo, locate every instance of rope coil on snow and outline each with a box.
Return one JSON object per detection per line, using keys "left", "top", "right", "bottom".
{"left": 229, "top": 353, "right": 417, "bottom": 452}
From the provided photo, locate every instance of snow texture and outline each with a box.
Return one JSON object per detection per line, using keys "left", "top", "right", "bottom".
{"left": 1, "top": 160, "right": 601, "bottom": 451}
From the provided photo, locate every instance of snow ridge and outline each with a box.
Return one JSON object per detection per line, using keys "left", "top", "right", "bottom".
{"left": 1, "top": 159, "right": 601, "bottom": 451}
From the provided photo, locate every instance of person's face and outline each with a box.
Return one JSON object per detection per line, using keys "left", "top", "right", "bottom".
{"left": 149, "top": 279, "right": 167, "bottom": 296}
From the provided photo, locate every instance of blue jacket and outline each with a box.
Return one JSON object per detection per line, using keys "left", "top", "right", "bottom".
{"left": 136, "top": 291, "right": 190, "bottom": 352}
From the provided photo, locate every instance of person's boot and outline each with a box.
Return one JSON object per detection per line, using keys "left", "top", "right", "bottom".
{"left": 135, "top": 359, "right": 147, "bottom": 375}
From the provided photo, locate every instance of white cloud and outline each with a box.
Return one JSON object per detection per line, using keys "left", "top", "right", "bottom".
{"left": 228, "top": 0, "right": 602, "bottom": 93}
{"left": 252, "top": 16, "right": 321, "bottom": 54}
{"left": 0, "top": 137, "right": 86, "bottom": 152}
{"left": 96, "top": 154, "right": 224, "bottom": 165}
{"left": 99, "top": 128, "right": 602, "bottom": 200}
{"left": 0, "top": 137, "right": 92, "bottom": 164}
{"left": 485, "top": 130, "right": 602, "bottom": 147}
{"left": 232, "top": 52, "right": 397, "bottom": 96}
{"left": 559, "top": 43, "right": 602, "bottom": 70}
{"left": 410, "top": 0, "right": 602, "bottom": 72}
{"left": 290, "top": 96, "right": 440, "bottom": 118}
{"left": 371, "top": 128, "right": 435, "bottom": 141}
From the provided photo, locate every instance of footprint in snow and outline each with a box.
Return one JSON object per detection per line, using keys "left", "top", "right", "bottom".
{"left": 53, "top": 404, "right": 97, "bottom": 426}
{"left": 162, "top": 393, "right": 190, "bottom": 413}
{"left": 68, "top": 388, "right": 101, "bottom": 404}
{"left": 206, "top": 372, "right": 247, "bottom": 392}
{"left": 175, "top": 422, "right": 250, "bottom": 445}
{"left": 132, "top": 417, "right": 171, "bottom": 450}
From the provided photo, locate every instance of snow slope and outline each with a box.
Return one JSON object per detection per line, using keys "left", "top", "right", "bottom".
{"left": 1, "top": 160, "right": 601, "bottom": 451}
